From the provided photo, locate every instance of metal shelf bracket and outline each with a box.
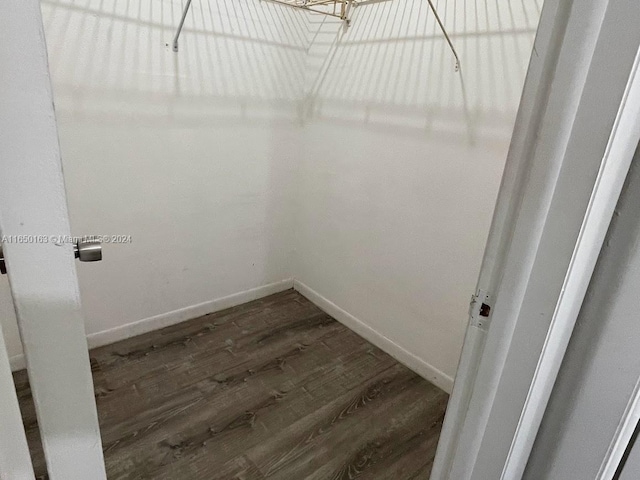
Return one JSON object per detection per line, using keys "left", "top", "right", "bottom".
{"left": 171, "top": 0, "right": 460, "bottom": 71}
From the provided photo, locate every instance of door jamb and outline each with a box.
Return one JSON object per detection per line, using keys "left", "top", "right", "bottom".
{"left": 0, "top": 1, "right": 107, "bottom": 478}
{"left": 432, "top": 0, "right": 640, "bottom": 478}
{"left": 430, "top": 0, "right": 566, "bottom": 476}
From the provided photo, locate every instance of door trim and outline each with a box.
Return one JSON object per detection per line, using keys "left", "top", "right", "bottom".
{"left": 504, "top": 42, "right": 640, "bottom": 480}
{"left": 0, "top": 319, "right": 33, "bottom": 478}
{"left": 0, "top": 1, "right": 106, "bottom": 478}
{"left": 433, "top": 0, "right": 640, "bottom": 478}
{"left": 596, "top": 62, "right": 640, "bottom": 475}
{"left": 429, "top": 0, "right": 565, "bottom": 476}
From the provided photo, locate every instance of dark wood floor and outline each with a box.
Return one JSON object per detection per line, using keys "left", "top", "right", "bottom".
{"left": 14, "top": 289, "right": 448, "bottom": 479}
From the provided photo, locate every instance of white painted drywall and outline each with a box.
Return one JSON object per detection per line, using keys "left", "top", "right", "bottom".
{"left": 294, "top": 0, "right": 540, "bottom": 380}
{"left": 1, "top": 0, "right": 540, "bottom": 388}
{"left": 0, "top": 0, "right": 304, "bottom": 362}
{"left": 0, "top": 278, "right": 21, "bottom": 363}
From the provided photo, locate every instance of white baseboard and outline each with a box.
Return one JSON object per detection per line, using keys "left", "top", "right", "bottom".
{"left": 9, "top": 278, "right": 294, "bottom": 372}
{"left": 86, "top": 278, "right": 294, "bottom": 350}
{"left": 10, "top": 277, "right": 455, "bottom": 395}
{"left": 9, "top": 353, "right": 25, "bottom": 372}
{"left": 293, "top": 280, "right": 454, "bottom": 393}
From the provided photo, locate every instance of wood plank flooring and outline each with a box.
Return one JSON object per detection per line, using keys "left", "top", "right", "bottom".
{"left": 13, "top": 289, "right": 448, "bottom": 479}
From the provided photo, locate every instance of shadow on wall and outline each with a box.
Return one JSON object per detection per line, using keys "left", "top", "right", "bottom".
{"left": 40, "top": 0, "right": 541, "bottom": 136}
{"left": 33, "top": 0, "right": 302, "bottom": 340}
{"left": 40, "top": 0, "right": 309, "bottom": 126}
{"left": 304, "top": 0, "right": 541, "bottom": 143}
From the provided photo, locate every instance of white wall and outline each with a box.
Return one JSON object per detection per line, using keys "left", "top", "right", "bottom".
{"left": 1, "top": 0, "right": 306, "bottom": 362}
{"left": 294, "top": 0, "right": 540, "bottom": 384}
{"left": 1, "top": 0, "right": 540, "bottom": 388}
{"left": 0, "top": 278, "right": 21, "bottom": 362}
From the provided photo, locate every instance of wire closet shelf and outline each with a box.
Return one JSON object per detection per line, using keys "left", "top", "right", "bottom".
{"left": 172, "top": 0, "right": 460, "bottom": 71}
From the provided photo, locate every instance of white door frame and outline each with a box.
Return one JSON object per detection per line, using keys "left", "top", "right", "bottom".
{"left": 0, "top": 1, "right": 107, "bottom": 478}
{"left": 505, "top": 43, "right": 640, "bottom": 480}
{"left": 601, "top": 377, "right": 640, "bottom": 479}
{"left": 432, "top": 0, "right": 640, "bottom": 478}
{"left": 0, "top": 321, "right": 33, "bottom": 478}
{"left": 430, "top": 0, "right": 566, "bottom": 474}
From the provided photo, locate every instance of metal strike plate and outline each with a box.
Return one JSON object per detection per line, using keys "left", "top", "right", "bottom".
{"left": 470, "top": 289, "right": 492, "bottom": 331}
